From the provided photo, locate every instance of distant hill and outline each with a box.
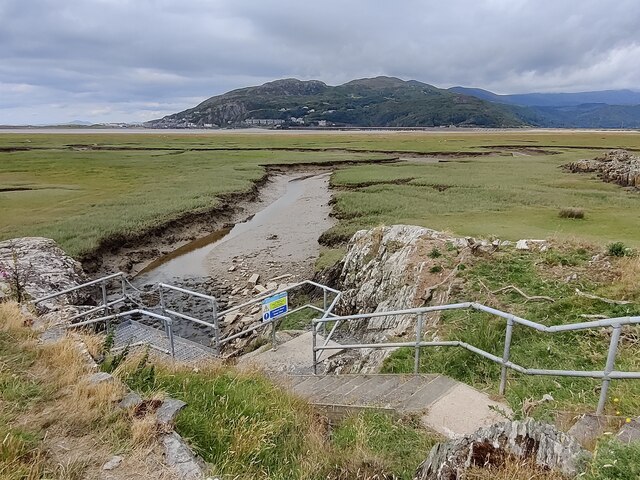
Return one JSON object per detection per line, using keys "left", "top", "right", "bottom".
{"left": 148, "top": 78, "right": 640, "bottom": 129}
{"left": 449, "top": 87, "right": 640, "bottom": 107}
{"left": 146, "top": 77, "right": 525, "bottom": 128}
{"left": 450, "top": 86, "right": 640, "bottom": 128}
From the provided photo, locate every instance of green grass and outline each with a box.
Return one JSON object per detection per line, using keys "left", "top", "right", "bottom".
{"left": 327, "top": 149, "right": 640, "bottom": 247}
{"left": 381, "top": 248, "right": 640, "bottom": 419}
{"left": 118, "top": 359, "right": 437, "bottom": 479}
{"left": 584, "top": 440, "right": 640, "bottom": 480}
{"left": 0, "top": 136, "right": 385, "bottom": 257}
{"left": 331, "top": 411, "right": 438, "bottom": 480}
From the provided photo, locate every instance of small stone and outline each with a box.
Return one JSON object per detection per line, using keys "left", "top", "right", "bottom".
{"left": 248, "top": 273, "right": 260, "bottom": 286}
{"left": 516, "top": 239, "right": 529, "bottom": 250}
{"left": 156, "top": 398, "right": 187, "bottom": 426}
{"left": 87, "top": 372, "right": 113, "bottom": 385}
{"left": 266, "top": 282, "right": 278, "bottom": 291}
{"left": 254, "top": 284, "right": 267, "bottom": 294}
{"left": 616, "top": 417, "right": 640, "bottom": 444}
{"left": 102, "top": 455, "right": 124, "bottom": 471}
{"left": 118, "top": 391, "right": 143, "bottom": 409}
{"left": 228, "top": 265, "right": 236, "bottom": 272}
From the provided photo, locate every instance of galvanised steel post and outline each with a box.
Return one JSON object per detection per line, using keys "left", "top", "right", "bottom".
{"left": 166, "top": 317, "right": 175, "bottom": 359}
{"left": 101, "top": 280, "right": 108, "bottom": 315}
{"left": 160, "top": 288, "right": 168, "bottom": 337}
{"left": 414, "top": 314, "right": 424, "bottom": 374}
{"left": 312, "top": 321, "right": 318, "bottom": 375}
{"left": 211, "top": 299, "right": 220, "bottom": 355}
{"left": 120, "top": 275, "right": 126, "bottom": 299}
{"left": 597, "top": 324, "right": 622, "bottom": 415}
{"left": 323, "top": 288, "right": 328, "bottom": 335}
{"left": 499, "top": 318, "right": 515, "bottom": 395}
{"left": 271, "top": 318, "right": 278, "bottom": 351}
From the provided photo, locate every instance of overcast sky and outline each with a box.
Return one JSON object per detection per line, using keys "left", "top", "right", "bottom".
{"left": 2, "top": 0, "right": 640, "bottom": 124}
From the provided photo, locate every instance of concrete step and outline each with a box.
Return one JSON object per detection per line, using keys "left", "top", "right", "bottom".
{"left": 237, "top": 331, "right": 342, "bottom": 375}
{"left": 283, "top": 373, "right": 511, "bottom": 439}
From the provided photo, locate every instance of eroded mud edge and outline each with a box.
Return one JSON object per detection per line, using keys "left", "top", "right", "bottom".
{"left": 80, "top": 158, "right": 397, "bottom": 277}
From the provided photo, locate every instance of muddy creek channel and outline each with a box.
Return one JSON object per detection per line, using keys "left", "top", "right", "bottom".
{"left": 129, "top": 172, "right": 335, "bottom": 348}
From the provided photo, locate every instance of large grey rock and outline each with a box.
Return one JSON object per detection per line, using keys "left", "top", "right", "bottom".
{"left": 414, "top": 419, "right": 590, "bottom": 480}
{"left": 329, "top": 225, "right": 470, "bottom": 372}
{"left": 0, "top": 237, "right": 86, "bottom": 311}
{"left": 565, "top": 149, "right": 640, "bottom": 189}
{"left": 163, "top": 432, "right": 205, "bottom": 479}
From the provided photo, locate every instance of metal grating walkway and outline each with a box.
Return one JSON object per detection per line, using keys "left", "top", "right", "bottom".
{"left": 114, "top": 319, "right": 217, "bottom": 363}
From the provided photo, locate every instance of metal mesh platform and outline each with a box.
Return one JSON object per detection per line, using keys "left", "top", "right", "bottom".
{"left": 114, "top": 319, "right": 217, "bottom": 363}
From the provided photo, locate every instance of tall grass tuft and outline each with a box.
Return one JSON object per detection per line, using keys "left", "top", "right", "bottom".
{"left": 558, "top": 207, "right": 585, "bottom": 219}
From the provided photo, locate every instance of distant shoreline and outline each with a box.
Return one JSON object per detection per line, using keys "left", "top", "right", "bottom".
{"left": 1, "top": 127, "right": 639, "bottom": 135}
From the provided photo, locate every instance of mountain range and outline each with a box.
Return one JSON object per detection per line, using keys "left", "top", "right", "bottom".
{"left": 147, "top": 77, "right": 640, "bottom": 129}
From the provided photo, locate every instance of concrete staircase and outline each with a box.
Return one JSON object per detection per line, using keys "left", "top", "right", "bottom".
{"left": 238, "top": 332, "right": 512, "bottom": 438}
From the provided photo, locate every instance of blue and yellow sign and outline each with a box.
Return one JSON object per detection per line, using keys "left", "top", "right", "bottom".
{"left": 262, "top": 292, "right": 288, "bottom": 322}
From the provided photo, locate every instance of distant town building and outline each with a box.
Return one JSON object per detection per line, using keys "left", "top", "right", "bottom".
{"left": 243, "top": 118, "right": 284, "bottom": 126}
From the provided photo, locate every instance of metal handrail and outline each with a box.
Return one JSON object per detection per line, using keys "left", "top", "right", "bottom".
{"left": 32, "top": 271, "right": 341, "bottom": 361}
{"left": 32, "top": 272, "right": 125, "bottom": 304}
{"left": 312, "top": 301, "right": 640, "bottom": 414}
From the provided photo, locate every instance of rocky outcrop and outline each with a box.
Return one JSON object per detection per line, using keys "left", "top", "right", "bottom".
{"left": 414, "top": 419, "right": 590, "bottom": 479}
{"left": 0, "top": 237, "right": 86, "bottom": 312}
{"left": 328, "top": 225, "right": 482, "bottom": 372}
{"left": 565, "top": 149, "right": 640, "bottom": 189}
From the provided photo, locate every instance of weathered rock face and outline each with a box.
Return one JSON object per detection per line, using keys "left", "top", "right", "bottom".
{"left": 0, "top": 237, "right": 86, "bottom": 312}
{"left": 328, "top": 225, "right": 475, "bottom": 372}
{"left": 565, "top": 149, "right": 640, "bottom": 189}
{"left": 414, "top": 419, "right": 590, "bottom": 480}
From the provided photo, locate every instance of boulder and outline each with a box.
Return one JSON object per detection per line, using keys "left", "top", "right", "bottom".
{"left": 414, "top": 419, "right": 590, "bottom": 479}
{"left": 329, "top": 225, "right": 471, "bottom": 372}
{"left": 0, "top": 237, "right": 86, "bottom": 311}
{"left": 565, "top": 149, "right": 640, "bottom": 189}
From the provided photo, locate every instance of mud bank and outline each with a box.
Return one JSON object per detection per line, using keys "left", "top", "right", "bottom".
{"left": 82, "top": 158, "right": 384, "bottom": 277}
{"left": 135, "top": 172, "right": 334, "bottom": 287}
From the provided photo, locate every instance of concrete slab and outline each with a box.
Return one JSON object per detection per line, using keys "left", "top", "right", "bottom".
{"left": 237, "top": 331, "right": 342, "bottom": 375}
{"left": 402, "top": 375, "right": 457, "bottom": 412}
{"left": 319, "top": 376, "right": 374, "bottom": 402}
{"left": 421, "top": 382, "right": 512, "bottom": 438}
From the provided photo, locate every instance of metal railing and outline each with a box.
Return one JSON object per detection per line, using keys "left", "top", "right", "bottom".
{"left": 33, "top": 272, "right": 128, "bottom": 319}
{"left": 33, "top": 272, "right": 342, "bottom": 359}
{"left": 312, "top": 301, "right": 640, "bottom": 414}
{"left": 214, "top": 280, "right": 341, "bottom": 351}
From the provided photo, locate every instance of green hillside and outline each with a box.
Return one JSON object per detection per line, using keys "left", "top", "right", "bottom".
{"left": 147, "top": 76, "right": 525, "bottom": 128}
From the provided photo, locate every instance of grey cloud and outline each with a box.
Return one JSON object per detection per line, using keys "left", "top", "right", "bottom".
{"left": 1, "top": 0, "right": 640, "bottom": 123}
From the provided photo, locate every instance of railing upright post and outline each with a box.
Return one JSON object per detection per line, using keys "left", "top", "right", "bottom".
{"left": 271, "top": 319, "right": 277, "bottom": 351}
{"left": 101, "top": 280, "right": 108, "bottom": 315}
{"left": 414, "top": 314, "right": 424, "bottom": 374}
{"left": 166, "top": 317, "right": 175, "bottom": 359}
{"left": 597, "top": 324, "right": 622, "bottom": 415}
{"left": 322, "top": 288, "right": 328, "bottom": 335}
{"left": 312, "top": 321, "right": 318, "bottom": 375}
{"left": 211, "top": 299, "right": 220, "bottom": 355}
{"left": 499, "top": 318, "right": 514, "bottom": 396}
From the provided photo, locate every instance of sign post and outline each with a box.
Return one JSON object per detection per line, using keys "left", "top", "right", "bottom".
{"left": 262, "top": 291, "right": 288, "bottom": 322}
{"left": 262, "top": 292, "right": 288, "bottom": 350}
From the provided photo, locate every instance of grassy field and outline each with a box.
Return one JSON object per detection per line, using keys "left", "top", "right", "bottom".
{"left": 0, "top": 136, "right": 385, "bottom": 257}
{"left": 2, "top": 131, "right": 640, "bottom": 261}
